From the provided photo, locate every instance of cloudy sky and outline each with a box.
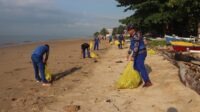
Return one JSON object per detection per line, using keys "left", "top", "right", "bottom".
{"left": 0, "top": 0, "right": 131, "bottom": 43}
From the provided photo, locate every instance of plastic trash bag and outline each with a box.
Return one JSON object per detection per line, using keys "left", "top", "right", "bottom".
{"left": 147, "top": 49, "right": 156, "bottom": 55}
{"left": 90, "top": 41, "right": 93, "bottom": 50}
{"left": 116, "top": 62, "right": 141, "bottom": 89}
{"left": 122, "top": 41, "right": 125, "bottom": 45}
{"left": 90, "top": 52, "right": 98, "bottom": 58}
{"left": 45, "top": 65, "right": 52, "bottom": 81}
{"left": 115, "top": 40, "right": 120, "bottom": 46}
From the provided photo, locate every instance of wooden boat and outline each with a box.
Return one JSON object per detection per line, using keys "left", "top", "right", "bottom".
{"left": 170, "top": 41, "right": 200, "bottom": 52}
{"left": 165, "top": 35, "right": 195, "bottom": 45}
{"left": 165, "top": 36, "right": 181, "bottom": 44}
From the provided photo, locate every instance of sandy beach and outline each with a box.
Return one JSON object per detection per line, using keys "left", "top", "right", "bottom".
{"left": 1, "top": 39, "right": 200, "bottom": 112}
{"left": 0, "top": 38, "right": 108, "bottom": 111}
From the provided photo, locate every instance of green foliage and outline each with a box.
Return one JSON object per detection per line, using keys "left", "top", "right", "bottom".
{"left": 147, "top": 40, "right": 166, "bottom": 47}
{"left": 117, "top": 25, "right": 125, "bottom": 34}
{"left": 100, "top": 28, "right": 109, "bottom": 36}
{"left": 112, "top": 25, "right": 125, "bottom": 36}
{"left": 116, "top": 0, "right": 200, "bottom": 36}
{"left": 93, "top": 32, "right": 99, "bottom": 37}
{"left": 112, "top": 27, "right": 118, "bottom": 36}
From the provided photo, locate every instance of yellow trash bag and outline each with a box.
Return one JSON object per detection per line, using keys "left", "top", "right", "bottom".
{"left": 115, "top": 40, "right": 120, "bottom": 46}
{"left": 147, "top": 49, "right": 156, "bottom": 55}
{"left": 90, "top": 52, "right": 98, "bottom": 58}
{"left": 116, "top": 62, "right": 141, "bottom": 89}
{"left": 45, "top": 65, "right": 52, "bottom": 81}
{"left": 89, "top": 41, "right": 93, "bottom": 50}
{"left": 122, "top": 41, "right": 125, "bottom": 45}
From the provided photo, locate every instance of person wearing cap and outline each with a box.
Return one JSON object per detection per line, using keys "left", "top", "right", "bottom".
{"left": 31, "top": 44, "right": 51, "bottom": 86}
{"left": 127, "top": 24, "right": 152, "bottom": 87}
{"left": 81, "top": 43, "right": 91, "bottom": 58}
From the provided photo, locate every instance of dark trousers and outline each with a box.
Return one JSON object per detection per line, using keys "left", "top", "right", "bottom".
{"left": 31, "top": 54, "right": 48, "bottom": 83}
{"left": 94, "top": 42, "right": 99, "bottom": 50}
{"left": 82, "top": 48, "right": 90, "bottom": 58}
{"left": 134, "top": 52, "right": 150, "bottom": 83}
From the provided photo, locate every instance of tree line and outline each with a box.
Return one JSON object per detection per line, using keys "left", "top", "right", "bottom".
{"left": 116, "top": 0, "right": 200, "bottom": 37}
{"left": 93, "top": 28, "right": 109, "bottom": 37}
{"left": 93, "top": 26, "right": 127, "bottom": 38}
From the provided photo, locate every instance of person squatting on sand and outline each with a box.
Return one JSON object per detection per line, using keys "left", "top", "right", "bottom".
{"left": 31, "top": 44, "right": 51, "bottom": 86}
{"left": 81, "top": 43, "right": 91, "bottom": 58}
{"left": 127, "top": 24, "right": 152, "bottom": 87}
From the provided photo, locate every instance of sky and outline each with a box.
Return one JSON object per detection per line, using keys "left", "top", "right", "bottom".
{"left": 0, "top": 0, "right": 132, "bottom": 43}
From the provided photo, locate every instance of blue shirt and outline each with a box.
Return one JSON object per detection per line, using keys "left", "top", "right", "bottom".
{"left": 32, "top": 45, "right": 49, "bottom": 57}
{"left": 109, "top": 35, "right": 112, "bottom": 40}
{"left": 118, "top": 34, "right": 124, "bottom": 42}
{"left": 130, "top": 33, "right": 146, "bottom": 57}
{"left": 94, "top": 37, "right": 100, "bottom": 43}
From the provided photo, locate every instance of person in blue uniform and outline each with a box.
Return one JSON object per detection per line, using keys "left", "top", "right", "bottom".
{"left": 94, "top": 36, "right": 100, "bottom": 50}
{"left": 109, "top": 35, "right": 113, "bottom": 43}
{"left": 127, "top": 24, "right": 152, "bottom": 87}
{"left": 81, "top": 43, "right": 91, "bottom": 58}
{"left": 118, "top": 34, "right": 124, "bottom": 49}
{"left": 31, "top": 44, "right": 51, "bottom": 86}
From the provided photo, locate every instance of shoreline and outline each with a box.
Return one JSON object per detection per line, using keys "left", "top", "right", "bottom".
{"left": 0, "top": 36, "right": 92, "bottom": 48}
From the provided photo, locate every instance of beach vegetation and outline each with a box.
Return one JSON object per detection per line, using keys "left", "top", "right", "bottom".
{"left": 115, "top": 0, "right": 200, "bottom": 37}
{"left": 94, "top": 32, "right": 100, "bottom": 37}
{"left": 147, "top": 40, "right": 166, "bottom": 47}
{"left": 100, "top": 28, "right": 109, "bottom": 37}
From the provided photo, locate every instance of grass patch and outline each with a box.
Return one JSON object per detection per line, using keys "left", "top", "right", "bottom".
{"left": 147, "top": 40, "right": 166, "bottom": 47}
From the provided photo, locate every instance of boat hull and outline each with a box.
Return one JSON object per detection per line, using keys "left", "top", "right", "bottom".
{"left": 172, "top": 45, "right": 200, "bottom": 52}
{"left": 165, "top": 37, "right": 180, "bottom": 44}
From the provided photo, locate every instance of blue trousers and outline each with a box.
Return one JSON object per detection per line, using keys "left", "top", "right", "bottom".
{"left": 83, "top": 49, "right": 90, "bottom": 58}
{"left": 134, "top": 52, "right": 150, "bottom": 82}
{"left": 94, "top": 42, "right": 99, "bottom": 50}
{"left": 31, "top": 54, "right": 48, "bottom": 83}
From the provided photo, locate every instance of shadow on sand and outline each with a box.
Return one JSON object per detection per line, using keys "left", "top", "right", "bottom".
{"left": 52, "top": 66, "right": 82, "bottom": 81}
{"left": 145, "top": 64, "right": 152, "bottom": 74}
{"left": 167, "top": 107, "right": 178, "bottom": 112}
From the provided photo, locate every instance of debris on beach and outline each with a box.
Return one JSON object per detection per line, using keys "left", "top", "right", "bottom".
{"left": 115, "top": 60, "right": 123, "bottom": 63}
{"left": 106, "top": 99, "right": 112, "bottom": 103}
{"left": 63, "top": 105, "right": 80, "bottom": 112}
{"left": 178, "top": 61, "right": 200, "bottom": 94}
{"left": 157, "top": 46, "right": 200, "bottom": 94}
{"left": 94, "top": 59, "right": 98, "bottom": 63}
